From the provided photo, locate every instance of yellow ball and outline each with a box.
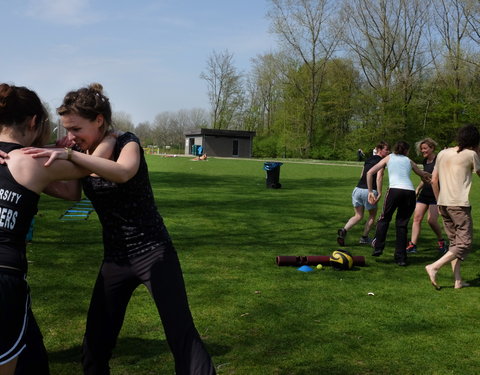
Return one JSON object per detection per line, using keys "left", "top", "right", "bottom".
{"left": 330, "top": 250, "right": 354, "bottom": 270}
{"left": 316, "top": 264, "right": 323, "bottom": 270}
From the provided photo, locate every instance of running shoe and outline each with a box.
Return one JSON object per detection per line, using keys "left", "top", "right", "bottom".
{"left": 371, "top": 249, "right": 383, "bottom": 257}
{"left": 438, "top": 239, "right": 447, "bottom": 255}
{"left": 359, "top": 236, "right": 372, "bottom": 245}
{"left": 371, "top": 238, "right": 383, "bottom": 256}
{"left": 406, "top": 241, "right": 417, "bottom": 254}
{"left": 337, "top": 228, "right": 347, "bottom": 246}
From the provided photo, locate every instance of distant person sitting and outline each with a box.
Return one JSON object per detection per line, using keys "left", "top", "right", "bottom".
{"left": 193, "top": 153, "right": 207, "bottom": 161}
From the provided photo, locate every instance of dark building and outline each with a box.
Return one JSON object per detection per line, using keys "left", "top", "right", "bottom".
{"left": 184, "top": 128, "right": 256, "bottom": 158}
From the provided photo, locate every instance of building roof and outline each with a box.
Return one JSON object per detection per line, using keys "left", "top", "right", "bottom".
{"left": 184, "top": 128, "right": 256, "bottom": 137}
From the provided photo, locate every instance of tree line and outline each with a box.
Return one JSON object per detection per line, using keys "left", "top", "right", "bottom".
{"left": 50, "top": 0, "right": 480, "bottom": 160}
{"left": 82, "top": 109, "right": 209, "bottom": 154}
{"left": 201, "top": 0, "right": 480, "bottom": 160}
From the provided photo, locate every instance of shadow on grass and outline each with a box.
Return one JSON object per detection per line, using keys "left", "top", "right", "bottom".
{"left": 49, "top": 345, "right": 82, "bottom": 364}
{"left": 48, "top": 337, "right": 229, "bottom": 364}
{"left": 467, "top": 273, "right": 480, "bottom": 286}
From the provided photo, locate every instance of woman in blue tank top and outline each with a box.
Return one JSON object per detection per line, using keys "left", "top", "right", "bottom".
{"left": 366, "top": 141, "right": 430, "bottom": 266}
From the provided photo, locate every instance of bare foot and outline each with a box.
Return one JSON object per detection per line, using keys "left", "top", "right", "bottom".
{"left": 454, "top": 281, "right": 470, "bottom": 289}
{"left": 425, "top": 265, "right": 441, "bottom": 290}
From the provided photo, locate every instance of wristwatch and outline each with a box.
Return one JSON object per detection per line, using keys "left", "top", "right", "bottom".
{"left": 64, "top": 147, "right": 73, "bottom": 161}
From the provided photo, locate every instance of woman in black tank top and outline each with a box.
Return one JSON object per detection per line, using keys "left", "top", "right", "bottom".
{"left": 406, "top": 138, "right": 446, "bottom": 255}
{"left": 0, "top": 84, "right": 87, "bottom": 375}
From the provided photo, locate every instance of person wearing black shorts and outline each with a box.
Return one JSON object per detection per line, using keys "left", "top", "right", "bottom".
{"left": 0, "top": 83, "right": 86, "bottom": 375}
{"left": 406, "top": 138, "right": 447, "bottom": 255}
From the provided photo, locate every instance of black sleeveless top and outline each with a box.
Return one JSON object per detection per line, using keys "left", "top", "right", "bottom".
{"left": 357, "top": 155, "right": 382, "bottom": 190}
{"left": 82, "top": 132, "right": 169, "bottom": 262}
{"left": 0, "top": 142, "right": 40, "bottom": 272}
{"left": 419, "top": 156, "right": 436, "bottom": 200}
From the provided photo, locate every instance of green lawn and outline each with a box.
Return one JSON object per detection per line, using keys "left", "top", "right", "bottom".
{"left": 28, "top": 155, "right": 480, "bottom": 374}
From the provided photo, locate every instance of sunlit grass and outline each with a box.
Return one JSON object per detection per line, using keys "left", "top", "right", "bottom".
{"left": 28, "top": 155, "right": 480, "bottom": 374}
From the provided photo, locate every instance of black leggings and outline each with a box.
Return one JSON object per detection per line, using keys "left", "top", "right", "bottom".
{"left": 374, "top": 188, "right": 416, "bottom": 261}
{"left": 81, "top": 246, "right": 216, "bottom": 375}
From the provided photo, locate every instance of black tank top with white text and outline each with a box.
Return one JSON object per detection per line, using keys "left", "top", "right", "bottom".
{"left": 0, "top": 142, "right": 40, "bottom": 272}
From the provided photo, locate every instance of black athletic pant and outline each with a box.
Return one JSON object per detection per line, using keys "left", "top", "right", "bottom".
{"left": 373, "top": 188, "right": 416, "bottom": 262}
{"left": 81, "top": 244, "right": 216, "bottom": 375}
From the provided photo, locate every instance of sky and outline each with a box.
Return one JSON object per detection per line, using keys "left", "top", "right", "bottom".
{"left": 1, "top": 0, "right": 277, "bottom": 125}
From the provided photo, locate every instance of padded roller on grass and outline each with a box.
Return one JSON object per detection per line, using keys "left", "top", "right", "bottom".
{"left": 276, "top": 255, "right": 366, "bottom": 267}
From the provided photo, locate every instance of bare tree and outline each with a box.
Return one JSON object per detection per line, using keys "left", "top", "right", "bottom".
{"left": 176, "top": 108, "right": 210, "bottom": 130}
{"left": 395, "top": 0, "right": 432, "bottom": 131}
{"left": 152, "top": 112, "right": 182, "bottom": 148}
{"left": 151, "top": 109, "right": 210, "bottom": 149}
{"left": 431, "top": 0, "right": 475, "bottom": 124}
{"left": 113, "top": 111, "right": 135, "bottom": 132}
{"left": 341, "top": 0, "right": 431, "bottom": 136}
{"left": 200, "top": 50, "right": 244, "bottom": 129}
{"left": 134, "top": 121, "right": 154, "bottom": 146}
{"left": 465, "top": 0, "right": 480, "bottom": 49}
{"left": 248, "top": 52, "right": 284, "bottom": 134}
{"left": 267, "top": 0, "right": 340, "bottom": 153}
{"left": 342, "top": 0, "right": 403, "bottom": 94}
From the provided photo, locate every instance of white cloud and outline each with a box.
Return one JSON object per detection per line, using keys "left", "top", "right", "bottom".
{"left": 24, "top": 0, "right": 100, "bottom": 25}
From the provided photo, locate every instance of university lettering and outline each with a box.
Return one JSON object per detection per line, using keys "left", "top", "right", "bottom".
{"left": 0, "top": 189, "right": 22, "bottom": 204}
{"left": 0, "top": 206, "right": 17, "bottom": 230}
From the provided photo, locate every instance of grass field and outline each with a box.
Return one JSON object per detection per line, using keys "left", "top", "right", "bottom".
{"left": 29, "top": 155, "right": 480, "bottom": 374}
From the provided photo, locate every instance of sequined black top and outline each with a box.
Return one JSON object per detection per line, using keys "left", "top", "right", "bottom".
{"left": 82, "top": 132, "right": 169, "bottom": 262}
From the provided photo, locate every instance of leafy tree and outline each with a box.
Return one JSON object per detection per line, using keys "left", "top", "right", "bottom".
{"left": 267, "top": 0, "right": 340, "bottom": 154}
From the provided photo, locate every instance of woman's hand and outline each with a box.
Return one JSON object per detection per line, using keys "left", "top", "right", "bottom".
{"left": 368, "top": 191, "right": 378, "bottom": 205}
{"left": 23, "top": 147, "right": 68, "bottom": 167}
{"left": 421, "top": 172, "right": 431, "bottom": 184}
